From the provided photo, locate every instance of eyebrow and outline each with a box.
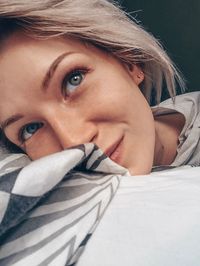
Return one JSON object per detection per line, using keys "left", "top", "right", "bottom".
{"left": 42, "top": 51, "right": 74, "bottom": 91}
{"left": 0, "top": 51, "right": 75, "bottom": 132}
{"left": 0, "top": 114, "right": 24, "bottom": 133}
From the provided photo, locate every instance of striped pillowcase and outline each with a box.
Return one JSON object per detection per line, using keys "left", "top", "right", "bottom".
{"left": 0, "top": 143, "right": 128, "bottom": 265}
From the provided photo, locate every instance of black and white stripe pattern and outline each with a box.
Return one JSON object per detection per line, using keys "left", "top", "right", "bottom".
{"left": 0, "top": 143, "right": 128, "bottom": 265}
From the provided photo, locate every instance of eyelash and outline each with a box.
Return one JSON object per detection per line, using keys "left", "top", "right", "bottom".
{"left": 18, "top": 122, "right": 43, "bottom": 145}
{"left": 17, "top": 66, "right": 90, "bottom": 144}
{"left": 61, "top": 67, "right": 90, "bottom": 97}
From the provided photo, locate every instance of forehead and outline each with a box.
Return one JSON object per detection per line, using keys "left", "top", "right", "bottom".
{"left": 0, "top": 32, "right": 111, "bottom": 83}
{"left": 0, "top": 33, "right": 90, "bottom": 118}
{"left": 0, "top": 32, "right": 94, "bottom": 64}
{"left": 0, "top": 32, "right": 116, "bottom": 121}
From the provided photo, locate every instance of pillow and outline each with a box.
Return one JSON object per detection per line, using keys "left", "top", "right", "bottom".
{"left": 0, "top": 143, "right": 128, "bottom": 265}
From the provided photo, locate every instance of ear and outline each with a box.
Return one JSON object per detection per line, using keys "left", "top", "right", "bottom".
{"left": 127, "top": 64, "right": 144, "bottom": 86}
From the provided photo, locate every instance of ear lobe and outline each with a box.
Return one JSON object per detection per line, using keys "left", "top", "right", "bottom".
{"left": 128, "top": 64, "right": 144, "bottom": 86}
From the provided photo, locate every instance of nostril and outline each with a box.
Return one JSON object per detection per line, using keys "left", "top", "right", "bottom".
{"left": 90, "top": 134, "right": 97, "bottom": 143}
{"left": 89, "top": 134, "right": 97, "bottom": 145}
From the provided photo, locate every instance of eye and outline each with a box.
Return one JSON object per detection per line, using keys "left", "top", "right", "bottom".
{"left": 62, "top": 69, "right": 87, "bottom": 97}
{"left": 19, "top": 122, "right": 43, "bottom": 142}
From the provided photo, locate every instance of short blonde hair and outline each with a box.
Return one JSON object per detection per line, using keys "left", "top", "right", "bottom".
{"left": 0, "top": 0, "right": 185, "bottom": 103}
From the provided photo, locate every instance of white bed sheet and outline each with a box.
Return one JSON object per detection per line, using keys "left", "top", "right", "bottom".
{"left": 77, "top": 166, "right": 200, "bottom": 266}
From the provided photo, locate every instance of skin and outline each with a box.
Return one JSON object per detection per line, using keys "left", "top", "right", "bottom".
{"left": 0, "top": 32, "right": 185, "bottom": 175}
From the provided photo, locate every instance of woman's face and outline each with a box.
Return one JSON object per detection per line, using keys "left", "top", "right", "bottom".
{"left": 0, "top": 32, "right": 156, "bottom": 175}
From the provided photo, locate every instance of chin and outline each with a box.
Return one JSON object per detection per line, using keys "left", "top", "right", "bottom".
{"left": 128, "top": 165, "right": 152, "bottom": 176}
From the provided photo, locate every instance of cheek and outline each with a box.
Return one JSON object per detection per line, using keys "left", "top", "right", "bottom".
{"left": 100, "top": 89, "right": 149, "bottom": 125}
{"left": 25, "top": 131, "right": 62, "bottom": 160}
{"left": 79, "top": 79, "right": 139, "bottom": 121}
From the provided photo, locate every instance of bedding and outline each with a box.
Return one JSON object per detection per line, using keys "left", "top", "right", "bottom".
{"left": 77, "top": 165, "right": 200, "bottom": 266}
{"left": 1, "top": 142, "right": 200, "bottom": 266}
{"left": 152, "top": 92, "right": 200, "bottom": 167}
{"left": 0, "top": 143, "right": 128, "bottom": 265}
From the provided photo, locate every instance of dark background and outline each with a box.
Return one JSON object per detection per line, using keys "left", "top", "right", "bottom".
{"left": 122, "top": 0, "right": 200, "bottom": 93}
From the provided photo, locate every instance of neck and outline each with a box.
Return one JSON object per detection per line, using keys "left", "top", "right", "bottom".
{"left": 153, "top": 113, "right": 185, "bottom": 166}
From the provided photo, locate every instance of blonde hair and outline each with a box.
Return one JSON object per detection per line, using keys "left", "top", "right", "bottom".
{"left": 0, "top": 0, "right": 185, "bottom": 103}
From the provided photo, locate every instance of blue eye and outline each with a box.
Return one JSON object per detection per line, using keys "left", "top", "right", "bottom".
{"left": 62, "top": 70, "right": 86, "bottom": 96}
{"left": 20, "top": 122, "right": 43, "bottom": 142}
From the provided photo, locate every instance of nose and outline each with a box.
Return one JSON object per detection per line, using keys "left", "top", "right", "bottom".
{"left": 45, "top": 109, "right": 97, "bottom": 150}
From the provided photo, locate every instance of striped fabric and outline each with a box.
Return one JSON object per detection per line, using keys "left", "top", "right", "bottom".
{"left": 0, "top": 143, "right": 128, "bottom": 265}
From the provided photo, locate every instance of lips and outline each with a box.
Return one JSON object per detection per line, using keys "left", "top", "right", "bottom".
{"left": 104, "top": 136, "right": 123, "bottom": 163}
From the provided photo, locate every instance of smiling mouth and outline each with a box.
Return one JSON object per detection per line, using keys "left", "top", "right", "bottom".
{"left": 104, "top": 136, "right": 124, "bottom": 164}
